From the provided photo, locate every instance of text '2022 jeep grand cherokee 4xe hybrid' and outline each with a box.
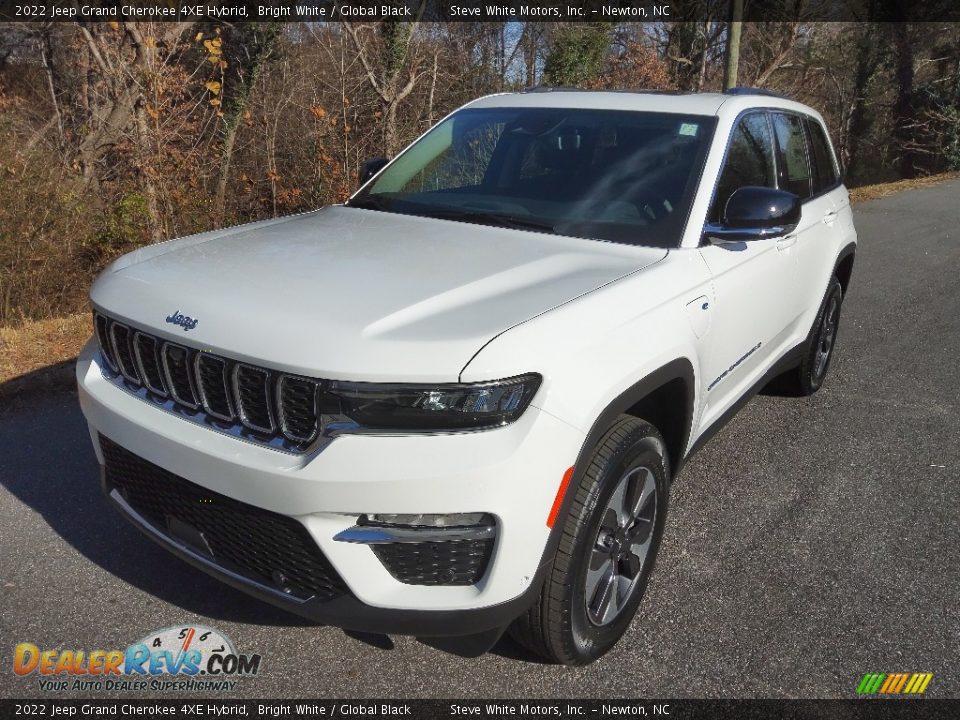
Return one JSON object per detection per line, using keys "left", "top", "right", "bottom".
{"left": 78, "top": 88, "right": 857, "bottom": 665}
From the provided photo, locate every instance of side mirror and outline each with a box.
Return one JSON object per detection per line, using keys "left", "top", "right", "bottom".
{"left": 704, "top": 186, "right": 801, "bottom": 242}
{"left": 360, "top": 157, "right": 389, "bottom": 186}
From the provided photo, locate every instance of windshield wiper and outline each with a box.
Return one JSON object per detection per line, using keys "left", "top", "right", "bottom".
{"left": 348, "top": 198, "right": 556, "bottom": 234}
{"left": 417, "top": 208, "right": 555, "bottom": 234}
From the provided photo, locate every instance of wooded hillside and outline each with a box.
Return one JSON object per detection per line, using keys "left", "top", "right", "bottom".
{"left": 1, "top": 19, "right": 958, "bottom": 322}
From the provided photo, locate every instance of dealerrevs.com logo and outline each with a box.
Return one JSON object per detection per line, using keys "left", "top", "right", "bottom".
{"left": 13, "top": 626, "right": 261, "bottom": 692}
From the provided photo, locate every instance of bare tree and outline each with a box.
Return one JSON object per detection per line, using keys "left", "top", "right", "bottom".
{"left": 212, "top": 23, "right": 281, "bottom": 226}
{"left": 345, "top": 21, "right": 425, "bottom": 155}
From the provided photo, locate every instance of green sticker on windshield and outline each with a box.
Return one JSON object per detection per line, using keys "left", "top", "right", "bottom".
{"left": 679, "top": 123, "right": 699, "bottom": 137}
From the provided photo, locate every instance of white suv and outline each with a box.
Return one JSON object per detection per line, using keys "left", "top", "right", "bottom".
{"left": 78, "top": 88, "right": 857, "bottom": 665}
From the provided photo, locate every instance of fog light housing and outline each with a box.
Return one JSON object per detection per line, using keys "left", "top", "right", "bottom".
{"left": 333, "top": 513, "right": 497, "bottom": 586}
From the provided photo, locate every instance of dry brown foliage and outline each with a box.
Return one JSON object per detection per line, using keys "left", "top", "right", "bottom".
{"left": 1, "top": 21, "right": 957, "bottom": 327}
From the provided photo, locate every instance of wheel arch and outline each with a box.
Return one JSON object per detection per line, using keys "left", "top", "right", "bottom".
{"left": 520, "top": 356, "right": 696, "bottom": 635}
{"left": 834, "top": 242, "right": 856, "bottom": 297}
{"left": 621, "top": 377, "right": 692, "bottom": 477}
{"left": 574, "top": 357, "right": 695, "bottom": 489}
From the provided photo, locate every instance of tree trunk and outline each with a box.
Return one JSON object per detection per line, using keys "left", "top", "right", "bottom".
{"left": 346, "top": 22, "right": 421, "bottom": 157}
{"left": 723, "top": 0, "right": 744, "bottom": 90}
{"left": 427, "top": 50, "right": 438, "bottom": 126}
{"left": 133, "top": 97, "right": 165, "bottom": 243}
{"left": 696, "top": 21, "right": 709, "bottom": 91}
{"left": 842, "top": 26, "right": 879, "bottom": 180}
{"left": 384, "top": 100, "right": 401, "bottom": 157}
{"left": 890, "top": 21, "right": 916, "bottom": 177}
{"left": 72, "top": 22, "right": 193, "bottom": 193}
{"left": 525, "top": 25, "right": 537, "bottom": 86}
{"left": 213, "top": 124, "right": 241, "bottom": 227}
{"left": 212, "top": 23, "right": 280, "bottom": 226}
{"left": 38, "top": 29, "right": 63, "bottom": 147}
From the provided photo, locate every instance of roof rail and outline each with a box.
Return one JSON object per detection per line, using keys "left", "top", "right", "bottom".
{"left": 520, "top": 86, "right": 691, "bottom": 96}
{"left": 724, "top": 87, "right": 789, "bottom": 99}
{"left": 520, "top": 86, "right": 581, "bottom": 94}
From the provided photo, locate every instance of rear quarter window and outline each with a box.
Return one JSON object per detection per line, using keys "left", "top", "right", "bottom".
{"left": 805, "top": 117, "right": 840, "bottom": 194}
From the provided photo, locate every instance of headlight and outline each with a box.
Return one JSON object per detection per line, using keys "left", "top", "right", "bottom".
{"left": 324, "top": 373, "right": 541, "bottom": 432}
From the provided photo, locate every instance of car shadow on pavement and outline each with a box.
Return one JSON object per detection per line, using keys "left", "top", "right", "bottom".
{"left": 0, "top": 377, "right": 311, "bottom": 628}
{"left": 489, "top": 634, "right": 552, "bottom": 664}
{"left": 343, "top": 630, "right": 395, "bottom": 650}
{"left": 344, "top": 629, "right": 547, "bottom": 663}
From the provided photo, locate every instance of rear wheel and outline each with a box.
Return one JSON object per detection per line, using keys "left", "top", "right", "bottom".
{"left": 788, "top": 276, "right": 843, "bottom": 396}
{"left": 509, "top": 416, "right": 669, "bottom": 665}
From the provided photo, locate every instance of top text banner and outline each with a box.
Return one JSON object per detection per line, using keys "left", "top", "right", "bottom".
{"left": 0, "top": 0, "right": 957, "bottom": 22}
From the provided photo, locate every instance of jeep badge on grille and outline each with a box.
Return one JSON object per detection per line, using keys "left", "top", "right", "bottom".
{"left": 166, "top": 310, "right": 198, "bottom": 331}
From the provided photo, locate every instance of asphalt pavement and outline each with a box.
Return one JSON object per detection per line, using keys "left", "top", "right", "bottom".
{"left": 1, "top": 180, "right": 958, "bottom": 699}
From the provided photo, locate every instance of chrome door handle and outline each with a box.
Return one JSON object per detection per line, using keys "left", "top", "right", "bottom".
{"left": 776, "top": 234, "right": 797, "bottom": 250}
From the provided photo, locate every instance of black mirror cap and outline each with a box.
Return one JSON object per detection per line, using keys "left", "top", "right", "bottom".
{"left": 360, "top": 157, "right": 390, "bottom": 185}
{"left": 724, "top": 186, "right": 801, "bottom": 231}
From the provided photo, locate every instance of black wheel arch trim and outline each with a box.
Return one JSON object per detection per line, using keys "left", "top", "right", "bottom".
{"left": 835, "top": 240, "right": 857, "bottom": 266}
{"left": 571, "top": 357, "right": 696, "bottom": 481}
{"left": 530, "top": 358, "right": 695, "bottom": 575}
{"left": 802, "top": 242, "right": 856, "bottom": 348}
{"left": 833, "top": 241, "right": 857, "bottom": 291}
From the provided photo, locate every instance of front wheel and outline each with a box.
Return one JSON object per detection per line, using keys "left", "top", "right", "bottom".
{"left": 509, "top": 417, "right": 670, "bottom": 665}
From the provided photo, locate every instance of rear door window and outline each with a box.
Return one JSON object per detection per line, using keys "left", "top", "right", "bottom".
{"left": 771, "top": 113, "right": 812, "bottom": 199}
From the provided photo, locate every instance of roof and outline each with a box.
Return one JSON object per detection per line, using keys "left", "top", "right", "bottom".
{"left": 465, "top": 89, "right": 821, "bottom": 122}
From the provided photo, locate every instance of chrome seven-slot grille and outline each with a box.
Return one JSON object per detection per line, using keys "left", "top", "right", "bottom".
{"left": 94, "top": 312, "right": 321, "bottom": 452}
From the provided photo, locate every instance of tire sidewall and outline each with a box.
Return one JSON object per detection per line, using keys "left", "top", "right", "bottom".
{"left": 566, "top": 430, "right": 670, "bottom": 662}
{"left": 803, "top": 278, "right": 843, "bottom": 393}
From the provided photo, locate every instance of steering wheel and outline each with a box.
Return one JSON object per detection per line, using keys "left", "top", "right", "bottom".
{"left": 633, "top": 190, "right": 677, "bottom": 222}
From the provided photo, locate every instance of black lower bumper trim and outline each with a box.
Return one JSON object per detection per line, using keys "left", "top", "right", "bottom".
{"left": 99, "top": 464, "right": 538, "bottom": 639}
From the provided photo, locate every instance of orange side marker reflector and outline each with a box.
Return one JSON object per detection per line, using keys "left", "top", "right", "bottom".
{"left": 546, "top": 466, "right": 575, "bottom": 528}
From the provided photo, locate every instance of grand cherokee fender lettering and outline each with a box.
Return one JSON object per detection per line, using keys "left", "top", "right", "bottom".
{"left": 707, "top": 342, "right": 763, "bottom": 392}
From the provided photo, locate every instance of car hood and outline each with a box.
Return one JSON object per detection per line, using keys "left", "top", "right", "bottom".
{"left": 91, "top": 206, "right": 666, "bottom": 381}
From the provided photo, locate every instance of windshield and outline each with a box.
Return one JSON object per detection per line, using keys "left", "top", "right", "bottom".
{"left": 350, "top": 107, "right": 717, "bottom": 248}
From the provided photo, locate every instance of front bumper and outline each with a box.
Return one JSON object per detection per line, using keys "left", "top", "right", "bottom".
{"left": 77, "top": 339, "right": 584, "bottom": 635}
{"left": 100, "top": 468, "right": 532, "bottom": 637}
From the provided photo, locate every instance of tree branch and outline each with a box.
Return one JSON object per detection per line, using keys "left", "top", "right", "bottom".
{"left": 345, "top": 24, "right": 384, "bottom": 98}
{"left": 76, "top": 23, "right": 112, "bottom": 75}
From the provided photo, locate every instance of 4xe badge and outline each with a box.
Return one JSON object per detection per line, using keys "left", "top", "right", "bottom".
{"left": 13, "top": 625, "right": 261, "bottom": 693}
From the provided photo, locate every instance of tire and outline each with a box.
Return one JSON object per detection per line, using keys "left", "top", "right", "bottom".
{"left": 509, "top": 416, "right": 670, "bottom": 665}
{"left": 786, "top": 276, "right": 843, "bottom": 396}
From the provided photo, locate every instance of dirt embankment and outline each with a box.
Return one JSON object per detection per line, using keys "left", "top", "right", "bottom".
{"left": 0, "top": 314, "right": 89, "bottom": 408}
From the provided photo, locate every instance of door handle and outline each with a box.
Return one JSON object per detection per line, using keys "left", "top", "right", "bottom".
{"left": 776, "top": 234, "right": 797, "bottom": 250}
{"left": 822, "top": 210, "right": 839, "bottom": 224}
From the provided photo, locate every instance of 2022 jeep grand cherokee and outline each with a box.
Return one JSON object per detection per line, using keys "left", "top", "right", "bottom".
{"left": 78, "top": 88, "right": 857, "bottom": 665}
